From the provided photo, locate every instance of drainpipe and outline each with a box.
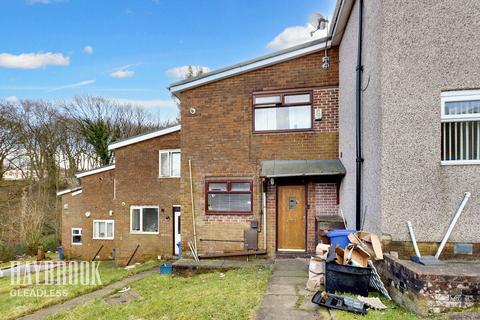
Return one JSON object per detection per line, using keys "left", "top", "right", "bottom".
{"left": 355, "top": 0, "right": 364, "bottom": 231}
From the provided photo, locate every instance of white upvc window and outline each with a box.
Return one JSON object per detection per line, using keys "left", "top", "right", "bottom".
{"left": 93, "top": 220, "right": 114, "bottom": 240}
{"left": 159, "top": 149, "right": 181, "bottom": 177}
{"left": 130, "top": 206, "right": 159, "bottom": 234}
{"left": 72, "top": 228, "right": 82, "bottom": 245}
{"left": 441, "top": 90, "right": 480, "bottom": 165}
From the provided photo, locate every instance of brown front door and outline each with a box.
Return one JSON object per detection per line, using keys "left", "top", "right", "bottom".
{"left": 277, "top": 185, "right": 306, "bottom": 251}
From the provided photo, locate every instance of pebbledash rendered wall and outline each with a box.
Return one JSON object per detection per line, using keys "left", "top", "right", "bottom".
{"left": 339, "top": 0, "right": 480, "bottom": 250}
{"left": 177, "top": 49, "right": 340, "bottom": 255}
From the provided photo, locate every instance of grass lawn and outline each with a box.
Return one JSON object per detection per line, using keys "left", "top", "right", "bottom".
{"left": 46, "top": 265, "right": 272, "bottom": 320}
{"left": 0, "top": 260, "right": 159, "bottom": 320}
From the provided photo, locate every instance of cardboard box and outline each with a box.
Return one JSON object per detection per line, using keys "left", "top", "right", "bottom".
{"left": 348, "top": 231, "right": 383, "bottom": 261}
{"left": 344, "top": 244, "right": 371, "bottom": 268}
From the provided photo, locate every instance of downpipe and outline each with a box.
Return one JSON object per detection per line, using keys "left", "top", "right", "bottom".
{"left": 355, "top": 0, "right": 364, "bottom": 230}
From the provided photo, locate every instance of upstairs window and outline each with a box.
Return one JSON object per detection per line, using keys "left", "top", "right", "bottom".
{"left": 130, "top": 206, "right": 159, "bottom": 234}
{"left": 441, "top": 90, "right": 480, "bottom": 164}
{"left": 253, "top": 91, "right": 312, "bottom": 132}
{"left": 72, "top": 228, "right": 82, "bottom": 245}
{"left": 206, "top": 180, "right": 252, "bottom": 214}
{"left": 159, "top": 149, "right": 181, "bottom": 177}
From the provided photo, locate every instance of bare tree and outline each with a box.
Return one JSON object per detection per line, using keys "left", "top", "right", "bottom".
{"left": 0, "top": 103, "right": 21, "bottom": 179}
{"left": 63, "top": 96, "right": 176, "bottom": 166}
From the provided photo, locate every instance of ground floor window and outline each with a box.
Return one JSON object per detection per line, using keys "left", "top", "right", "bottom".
{"left": 93, "top": 220, "right": 114, "bottom": 240}
{"left": 130, "top": 206, "right": 159, "bottom": 234}
{"left": 441, "top": 90, "right": 480, "bottom": 164}
{"left": 206, "top": 179, "right": 252, "bottom": 214}
{"left": 71, "top": 228, "right": 82, "bottom": 245}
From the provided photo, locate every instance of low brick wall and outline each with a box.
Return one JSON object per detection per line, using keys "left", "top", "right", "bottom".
{"left": 383, "top": 240, "right": 480, "bottom": 260}
{"left": 380, "top": 254, "right": 480, "bottom": 315}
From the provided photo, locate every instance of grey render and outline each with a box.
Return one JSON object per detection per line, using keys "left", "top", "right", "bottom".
{"left": 338, "top": 0, "right": 480, "bottom": 242}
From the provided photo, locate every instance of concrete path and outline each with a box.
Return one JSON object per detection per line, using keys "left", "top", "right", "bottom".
{"left": 19, "top": 268, "right": 158, "bottom": 320}
{"left": 256, "top": 259, "right": 326, "bottom": 320}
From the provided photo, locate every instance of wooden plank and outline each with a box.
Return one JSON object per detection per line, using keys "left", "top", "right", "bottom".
{"left": 198, "top": 250, "right": 267, "bottom": 259}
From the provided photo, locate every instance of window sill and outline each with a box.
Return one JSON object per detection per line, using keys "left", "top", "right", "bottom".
{"left": 93, "top": 238, "right": 114, "bottom": 240}
{"left": 158, "top": 176, "right": 181, "bottom": 179}
{"left": 72, "top": 243, "right": 82, "bottom": 246}
{"left": 130, "top": 231, "right": 159, "bottom": 235}
{"left": 441, "top": 160, "right": 480, "bottom": 166}
{"left": 253, "top": 128, "right": 314, "bottom": 134}
{"left": 206, "top": 211, "right": 254, "bottom": 215}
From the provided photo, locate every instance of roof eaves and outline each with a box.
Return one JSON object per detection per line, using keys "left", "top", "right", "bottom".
{"left": 108, "top": 125, "right": 181, "bottom": 150}
{"left": 168, "top": 37, "right": 332, "bottom": 93}
{"left": 75, "top": 164, "right": 115, "bottom": 178}
{"left": 329, "top": 0, "right": 355, "bottom": 46}
{"left": 56, "top": 186, "right": 82, "bottom": 196}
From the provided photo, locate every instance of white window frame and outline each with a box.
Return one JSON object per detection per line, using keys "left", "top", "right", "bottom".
{"left": 159, "top": 149, "right": 181, "bottom": 178}
{"left": 441, "top": 90, "right": 480, "bottom": 165}
{"left": 71, "top": 227, "right": 82, "bottom": 245}
{"left": 93, "top": 220, "right": 115, "bottom": 240}
{"left": 130, "top": 205, "right": 160, "bottom": 234}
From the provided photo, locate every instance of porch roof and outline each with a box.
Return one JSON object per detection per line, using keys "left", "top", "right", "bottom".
{"left": 260, "top": 159, "right": 346, "bottom": 178}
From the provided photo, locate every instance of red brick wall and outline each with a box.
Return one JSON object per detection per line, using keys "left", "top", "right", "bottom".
{"left": 61, "top": 169, "right": 116, "bottom": 261}
{"left": 61, "top": 131, "right": 181, "bottom": 264}
{"left": 314, "top": 183, "right": 339, "bottom": 216}
{"left": 114, "top": 131, "right": 181, "bottom": 263}
{"left": 61, "top": 191, "right": 84, "bottom": 259}
{"left": 178, "top": 48, "right": 340, "bottom": 255}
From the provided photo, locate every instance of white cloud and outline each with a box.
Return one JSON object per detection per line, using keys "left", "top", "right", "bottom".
{"left": 166, "top": 65, "right": 210, "bottom": 79}
{"left": 110, "top": 69, "right": 135, "bottom": 79}
{"left": 49, "top": 80, "right": 95, "bottom": 91}
{"left": 83, "top": 45, "right": 93, "bottom": 54}
{"left": 267, "top": 23, "right": 328, "bottom": 51}
{"left": 0, "top": 52, "right": 70, "bottom": 69}
{"left": 111, "top": 98, "right": 176, "bottom": 109}
{"left": 26, "top": 0, "right": 64, "bottom": 4}
{"left": 5, "top": 96, "right": 20, "bottom": 103}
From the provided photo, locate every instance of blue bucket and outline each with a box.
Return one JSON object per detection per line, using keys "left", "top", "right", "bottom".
{"left": 159, "top": 263, "right": 172, "bottom": 275}
{"left": 326, "top": 229, "right": 356, "bottom": 249}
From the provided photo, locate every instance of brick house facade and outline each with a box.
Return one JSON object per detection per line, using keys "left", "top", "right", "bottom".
{"left": 171, "top": 41, "right": 344, "bottom": 256}
{"left": 60, "top": 38, "right": 344, "bottom": 261}
{"left": 60, "top": 128, "right": 181, "bottom": 265}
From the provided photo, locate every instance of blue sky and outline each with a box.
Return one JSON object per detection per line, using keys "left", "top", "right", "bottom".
{"left": 0, "top": 0, "right": 335, "bottom": 121}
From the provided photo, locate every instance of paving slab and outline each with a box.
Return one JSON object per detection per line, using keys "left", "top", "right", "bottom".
{"left": 255, "top": 258, "right": 322, "bottom": 320}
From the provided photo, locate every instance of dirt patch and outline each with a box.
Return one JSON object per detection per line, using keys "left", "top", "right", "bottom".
{"left": 104, "top": 289, "right": 141, "bottom": 305}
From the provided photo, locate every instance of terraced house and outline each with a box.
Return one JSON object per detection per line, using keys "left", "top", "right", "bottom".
{"left": 59, "top": 0, "right": 480, "bottom": 265}
{"left": 59, "top": 126, "right": 182, "bottom": 264}
{"left": 59, "top": 38, "right": 344, "bottom": 262}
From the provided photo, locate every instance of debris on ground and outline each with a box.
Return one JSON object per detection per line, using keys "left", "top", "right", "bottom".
{"left": 118, "top": 286, "right": 130, "bottom": 293}
{"left": 306, "top": 243, "right": 329, "bottom": 291}
{"left": 104, "top": 289, "right": 141, "bottom": 305}
{"left": 357, "top": 296, "right": 387, "bottom": 310}
{"left": 311, "top": 228, "right": 389, "bottom": 299}
{"left": 311, "top": 291, "right": 368, "bottom": 315}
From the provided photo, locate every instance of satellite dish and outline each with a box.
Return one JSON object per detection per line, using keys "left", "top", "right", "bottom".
{"left": 309, "top": 12, "right": 329, "bottom": 35}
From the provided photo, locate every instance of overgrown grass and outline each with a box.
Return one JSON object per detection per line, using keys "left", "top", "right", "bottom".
{"left": 332, "top": 292, "right": 419, "bottom": 320}
{"left": 0, "top": 260, "right": 159, "bottom": 320}
{"left": 46, "top": 266, "right": 272, "bottom": 320}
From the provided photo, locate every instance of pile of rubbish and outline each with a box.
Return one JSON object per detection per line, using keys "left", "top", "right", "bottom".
{"left": 308, "top": 229, "right": 390, "bottom": 315}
